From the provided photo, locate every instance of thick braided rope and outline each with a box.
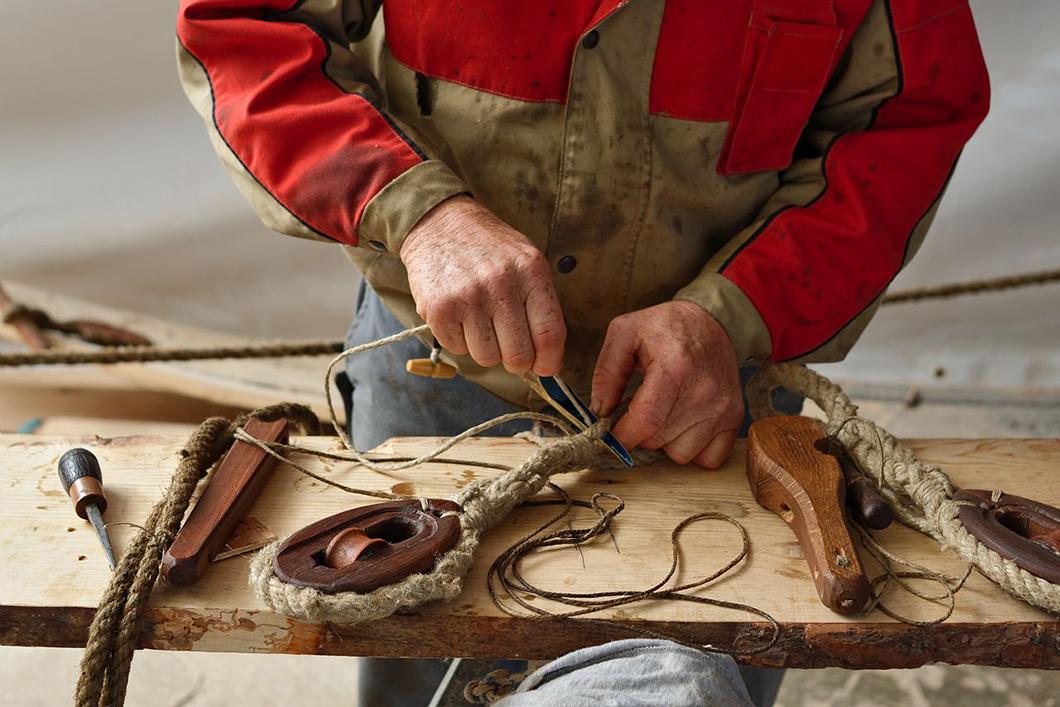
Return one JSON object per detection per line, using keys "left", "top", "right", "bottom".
{"left": 745, "top": 363, "right": 1060, "bottom": 616}
{"left": 74, "top": 403, "right": 319, "bottom": 707}
{"left": 249, "top": 425, "right": 605, "bottom": 622}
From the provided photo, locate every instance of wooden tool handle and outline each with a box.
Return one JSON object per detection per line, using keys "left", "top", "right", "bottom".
{"left": 161, "top": 418, "right": 288, "bottom": 586}
{"left": 841, "top": 461, "right": 894, "bottom": 530}
{"left": 747, "top": 416, "right": 871, "bottom": 614}
{"left": 58, "top": 448, "right": 107, "bottom": 518}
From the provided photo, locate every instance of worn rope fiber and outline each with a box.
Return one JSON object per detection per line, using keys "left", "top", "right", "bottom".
{"left": 74, "top": 402, "right": 320, "bottom": 707}
{"left": 5, "top": 266, "right": 1060, "bottom": 368}
{"left": 746, "top": 363, "right": 1060, "bottom": 616}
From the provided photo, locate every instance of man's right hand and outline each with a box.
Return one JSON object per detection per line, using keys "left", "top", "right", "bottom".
{"left": 399, "top": 195, "right": 566, "bottom": 376}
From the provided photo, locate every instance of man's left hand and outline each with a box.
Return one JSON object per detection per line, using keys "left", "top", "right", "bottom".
{"left": 590, "top": 301, "right": 744, "bottom": 469}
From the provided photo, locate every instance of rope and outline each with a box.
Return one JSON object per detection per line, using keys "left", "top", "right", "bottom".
{"left": 881, "top": 267, "right": 1060, "bottom": 305}
{"left": 238, "top": 326, "right": 770, "bottom": 632}
{"left": 74, "top": 402, "right": 319, "bottom": 707}
{"left": 3, "top": 266, "right": 1058, "bottom": 368}
{"left": 745, "top": 363, "right": 1060, "bottom": 616}
{"left": 464, "top": 668, "right": 527, "bottom": 704}
{"left": 0, "top": 339, "right": 344, "bottom": 367}
{"left": 73, "top": 326, "right": 1060, "bottom": 705}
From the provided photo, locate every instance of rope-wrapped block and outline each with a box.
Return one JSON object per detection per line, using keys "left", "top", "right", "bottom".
{"left": 747, "top": 362, "right": 1060, "bottom": 616}
{"left": 249, "top": 423, "right": 606, "bottom": 623}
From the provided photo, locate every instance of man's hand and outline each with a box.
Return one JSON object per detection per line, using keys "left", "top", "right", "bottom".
{"left": 590, "top": 301, "right": 744, "bottom": 469}
{"left": 400, "top": 195, "right": 566, "bottom": 375}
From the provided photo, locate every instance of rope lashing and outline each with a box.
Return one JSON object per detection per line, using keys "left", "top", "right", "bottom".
{"left": 745, "top": 363, "right": 1060, "bottom": 616}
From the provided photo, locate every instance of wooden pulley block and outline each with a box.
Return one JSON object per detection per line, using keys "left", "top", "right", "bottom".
{"left": 273, "top": 499, "right": 462, "bottom": 594}
{"left": 747, "top": 415, "right": 872, "bottom": 615}
{"left": 954, "top": 489, "right": 1060, "bottom": 583}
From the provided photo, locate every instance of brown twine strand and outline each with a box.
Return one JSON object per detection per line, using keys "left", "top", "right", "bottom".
{"left": 485, "top": 484, "right": 780, "bottom": 657}
{"left": 73, "top": 403, "right": 319, "bottom": 707}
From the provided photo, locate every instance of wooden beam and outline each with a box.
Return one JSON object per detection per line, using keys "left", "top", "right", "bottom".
{"left": 1, "top": 435, "right": 1057, "bottom": 668}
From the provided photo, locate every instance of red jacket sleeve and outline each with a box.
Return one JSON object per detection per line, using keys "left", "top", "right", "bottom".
{"left": 177, "top": 0, "right": 448, "bottom": 247}
{"left": 694, "top": 1, "right": 990, "bottom": 362}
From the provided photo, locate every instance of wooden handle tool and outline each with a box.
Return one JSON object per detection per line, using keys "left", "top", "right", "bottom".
{"left": 836, "top": 452, "right": 894, "bottom": 530}
{"left": 747, "top": 415, "right": 871, "bottom": 614}
{"left": 161, "top": 417, "right": 288, "bottom": 585}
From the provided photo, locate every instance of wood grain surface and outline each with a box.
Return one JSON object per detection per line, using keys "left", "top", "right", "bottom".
{"left": 1, "top": 433, "right": 1057, "bottom": 668}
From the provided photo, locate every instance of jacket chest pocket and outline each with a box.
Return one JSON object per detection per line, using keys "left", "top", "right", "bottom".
{"left": 718, "top": 13, "right": 844, "bottom": 175}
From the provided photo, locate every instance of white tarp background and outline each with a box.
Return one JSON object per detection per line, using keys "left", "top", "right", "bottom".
{"left": 2, "top": 1, "right": 1057, "bottom": 391}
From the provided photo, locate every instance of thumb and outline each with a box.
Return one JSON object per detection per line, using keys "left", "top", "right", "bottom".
{"left": 590, "top": 319, "right": 638, "bottom": 416}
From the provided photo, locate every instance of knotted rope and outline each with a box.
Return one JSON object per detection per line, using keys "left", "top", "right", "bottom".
{"left": 746, "top": 363, "right": 1060, "bottom": 616}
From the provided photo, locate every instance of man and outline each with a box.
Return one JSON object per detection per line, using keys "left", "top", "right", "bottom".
{"left": 177, "top": 0, "right": 988, "bottom": 703}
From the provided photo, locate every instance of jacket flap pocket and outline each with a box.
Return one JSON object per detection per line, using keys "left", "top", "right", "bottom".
{"left": 719, "top": 16, "right": 843, "bottom": 175}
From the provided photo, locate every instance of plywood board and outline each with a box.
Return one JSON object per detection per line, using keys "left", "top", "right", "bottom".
{"left": 0, "top": 434, "right": 1057, "bottom": 668}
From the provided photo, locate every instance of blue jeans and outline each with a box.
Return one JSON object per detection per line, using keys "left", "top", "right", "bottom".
{"left": 343, "top": 283, "right": 794, "bottom": 706}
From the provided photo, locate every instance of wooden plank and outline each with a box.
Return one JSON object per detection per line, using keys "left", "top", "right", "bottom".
{"left": 0, "top": 281, "right": 332, "bottom": 415}
{"left": 0, "top": 434, "right": 1057, "bottom": 668}
{"left": 0, "top": 377, "right": 244, "bottom": 433}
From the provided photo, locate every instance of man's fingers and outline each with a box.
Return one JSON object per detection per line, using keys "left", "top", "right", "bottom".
{"left": 430, "top": 317, "right": 469, "bottom": 356}
{"left": 525, "top": 286, "right": 566, "bottom": 376}
{"left": 692, "top": 428, "right": 738, "bottom": 469}
{"left": 611, "top": 370, "right": 679, "bottom": 450}
{"left": 662, "top": 420, "right": 715, "bottom": 464}
{"left": 590, "top": 320, "right": 638, "bottom": 416}
{"left": 462, "top": 311, "right": 502, "bottom": 368}
{"left": 492, "top": 304, "right": 535, "bottom": 373}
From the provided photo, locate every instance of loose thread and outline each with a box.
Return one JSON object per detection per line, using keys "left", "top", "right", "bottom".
{"left": 486, "top": 483, "right": 781, "bottom": 656}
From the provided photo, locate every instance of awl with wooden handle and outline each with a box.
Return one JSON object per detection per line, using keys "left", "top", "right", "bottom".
{"left": 58, "top": 448, "right": 116, "bottom": 570}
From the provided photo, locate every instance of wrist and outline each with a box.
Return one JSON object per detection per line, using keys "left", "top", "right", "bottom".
{"left": 400, "top": 194, "right": 477, "bottom": 262}
{"left": 670, "top": 300, "right": 737, "bottom": 358}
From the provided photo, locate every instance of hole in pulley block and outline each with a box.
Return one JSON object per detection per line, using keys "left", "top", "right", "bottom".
{"left": 364, "top": 518, "right": 420, "bottom": 545}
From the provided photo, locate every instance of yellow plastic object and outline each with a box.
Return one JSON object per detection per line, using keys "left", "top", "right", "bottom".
{"left": 405, "top": 358, "right": 458, "bottom": 379}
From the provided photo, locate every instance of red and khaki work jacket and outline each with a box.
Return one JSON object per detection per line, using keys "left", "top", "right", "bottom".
{"left": 177, "top": 0, "right": 989, "bottom": 407}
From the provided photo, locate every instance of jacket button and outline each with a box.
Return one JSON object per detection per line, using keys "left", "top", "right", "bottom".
{"left": 367, "top": 240, "right": 387, "bottom": 252}
{"left": 581, "top": 30, "right": 599, "bottom": 49}
{"left": 556, "top": 255, "right": 577, "bottom": 274}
